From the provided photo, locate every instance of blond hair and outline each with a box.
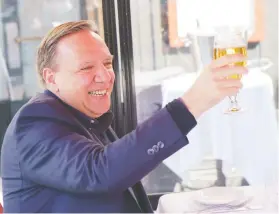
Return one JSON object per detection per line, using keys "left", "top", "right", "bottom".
{"left": 36, "top": 20, "right": 98, "bottom": 86}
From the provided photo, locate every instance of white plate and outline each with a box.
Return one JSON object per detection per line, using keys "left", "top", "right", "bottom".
{"left": 194, "top": 187, "right": 248, "bottom": 205}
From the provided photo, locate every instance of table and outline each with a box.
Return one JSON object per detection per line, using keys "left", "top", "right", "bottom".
{"left": 161, "top": 68, "right": 278, "bottom": 186}
{"left": 156, "top": 186, "right": 278, "bottom": 213}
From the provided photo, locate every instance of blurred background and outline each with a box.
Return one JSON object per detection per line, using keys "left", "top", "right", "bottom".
{"left": 0, "top": 0, "right": 277, "bottom": 203}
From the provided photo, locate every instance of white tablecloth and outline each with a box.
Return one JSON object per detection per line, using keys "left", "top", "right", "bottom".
{"left": 156, "top": 186, "right": 278, "bottom": 213}
{"left": 161, "top": 68, "right": 278, "bottom": 186}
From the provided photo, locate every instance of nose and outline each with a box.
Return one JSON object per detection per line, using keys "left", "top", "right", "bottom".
{"left": 94, "top": 65, "right": 111, "bottom": 83}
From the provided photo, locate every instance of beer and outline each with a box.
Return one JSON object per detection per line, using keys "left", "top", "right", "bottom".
{"left": 213, "top": 46, "right": 247, "bottom": 79}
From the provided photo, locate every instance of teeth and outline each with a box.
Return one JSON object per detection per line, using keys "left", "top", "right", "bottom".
{"left": 89, "top": 90, "right": 108, "bottom": 96}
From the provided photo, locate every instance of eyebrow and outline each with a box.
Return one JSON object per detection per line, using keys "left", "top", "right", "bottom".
{"left": 79, "top": 62, "right": 93, "bottom": 67}
{"left": 79, "top": 55, "right": 114, "bottom": 66}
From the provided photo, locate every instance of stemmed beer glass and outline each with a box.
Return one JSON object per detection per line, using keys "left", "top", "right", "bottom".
{"left": 213, "top": 26, "right": 248, "bottom": 114}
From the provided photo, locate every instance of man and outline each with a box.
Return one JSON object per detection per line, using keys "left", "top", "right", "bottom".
{"left": 1, "top": 20, "right": 247, "bottom": 213}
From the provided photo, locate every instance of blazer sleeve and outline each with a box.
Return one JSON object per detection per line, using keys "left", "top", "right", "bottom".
{"left": 17, "top": 102, "right": 196, "bottom": 194}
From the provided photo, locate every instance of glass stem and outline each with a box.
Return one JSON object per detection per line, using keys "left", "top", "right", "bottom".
{"left": 228, "top": 94, "right": 239, "bottom": 110}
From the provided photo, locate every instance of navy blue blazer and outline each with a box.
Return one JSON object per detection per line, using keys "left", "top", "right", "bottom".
{"left": 1, "top": 90, "right": 196, "bottom": 213}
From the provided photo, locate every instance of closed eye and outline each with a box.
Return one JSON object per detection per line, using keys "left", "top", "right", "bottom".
{"left": 104, "top": 62, "right": 113, "bottom": 69}
{"left": 80, "top": 66, "right": 94, "bottom": 72}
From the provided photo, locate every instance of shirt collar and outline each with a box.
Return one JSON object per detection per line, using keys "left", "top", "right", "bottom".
{"left": 44, "top": 90, "right": 113, "bottom": 133}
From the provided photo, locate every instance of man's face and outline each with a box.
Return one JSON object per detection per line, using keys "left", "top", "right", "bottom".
{"left": 50, "top": 30, "right": 115, "bottom": 118}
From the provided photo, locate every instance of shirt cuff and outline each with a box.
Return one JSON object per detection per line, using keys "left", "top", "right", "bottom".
{"left": 166, "top": 98, "right": 197, "bottom": 135}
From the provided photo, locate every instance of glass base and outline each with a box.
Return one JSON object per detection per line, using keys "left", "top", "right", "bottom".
{"left": 224, "top": 95, "right": 246, "bottom": 115}
{"left": 224, "top": 106, "right": 246, "bottom": 114}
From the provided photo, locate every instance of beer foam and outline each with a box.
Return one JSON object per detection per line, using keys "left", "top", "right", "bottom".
{"left": 215, "top": 41, "right": 247, "bottom": 48}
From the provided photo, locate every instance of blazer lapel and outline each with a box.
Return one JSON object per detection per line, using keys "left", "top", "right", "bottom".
{"left": 132, "top": 182, "right": 153, "bottom": 213}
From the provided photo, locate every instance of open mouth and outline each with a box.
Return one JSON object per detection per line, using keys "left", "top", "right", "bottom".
{"left": 88, "top": 90, "right": 108, "bottom": 97}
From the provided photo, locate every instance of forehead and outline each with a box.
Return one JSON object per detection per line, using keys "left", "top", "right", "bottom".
{"left": 56, "top": 30, "right": 111, "bottom": 61}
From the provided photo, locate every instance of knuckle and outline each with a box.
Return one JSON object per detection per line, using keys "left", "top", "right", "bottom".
{"left": 208, "top": 64, "right": 216, "bottom": 70}
{"left": 212, "top": 73, "right": 219, "bottom": 81}
{"left": 216, "top": 85, "right": 223, "bottom": 94}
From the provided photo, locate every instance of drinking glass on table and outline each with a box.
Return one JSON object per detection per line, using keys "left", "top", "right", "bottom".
{"left": 213, "top": 26, "right": 248, "bottom": 114}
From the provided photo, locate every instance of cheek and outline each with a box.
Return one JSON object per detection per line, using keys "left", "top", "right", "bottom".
{"left": 109, "top": 71, "right": 115, "bottom": 84}
{"left": 56, "top": 73, "right": 71, "bottom": 89}
{"left": 79, "top": 74, "right": 93, "bottom": 86}
{"left": 57, "top": 73, "right": 90, "bottom": 92}
{"left": 73, "top": 76, "right": 92, "bottom": 96}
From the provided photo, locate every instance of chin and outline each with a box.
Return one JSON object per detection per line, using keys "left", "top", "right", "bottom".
{"left": 98, "top": 105, "right": 111, "bottom": 114}
{"left": 86, "top": 97, "right": 111, "bottom": 116}
{"left": 90, "top": 104, "right": 111, "bottom": 117}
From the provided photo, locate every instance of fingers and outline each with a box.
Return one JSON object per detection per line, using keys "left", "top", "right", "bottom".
{"left": 213, "top": 66, "right": 248, "bottom": 80}
{"left": 211, "top": 54, "right": 247, "bottom": 69}
{"left": 221, "top": 87, "right": 241, "bottom": 97}
{"left": 217, "top": 79, "right": 243, "bottom": 89}
{"left": 216, "top": 79, "right": 243, "bottom": 98}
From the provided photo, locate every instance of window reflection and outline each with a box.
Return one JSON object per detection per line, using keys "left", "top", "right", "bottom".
{"left": 131, "top": 0, "right": 278, "bottom": 194}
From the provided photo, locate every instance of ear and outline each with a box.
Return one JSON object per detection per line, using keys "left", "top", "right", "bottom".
{"left": 42, "top": 68, "right": 59, "bottom": 92}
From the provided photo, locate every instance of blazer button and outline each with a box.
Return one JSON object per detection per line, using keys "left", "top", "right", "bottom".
{"left": 147, "top": 149, "right": 155, "bottom": 155}
{"left": 152, "top": 145, "right": 159, "bottom": 152}
{"left": 157, "top": 141, "right": 165, "bottom": 148}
